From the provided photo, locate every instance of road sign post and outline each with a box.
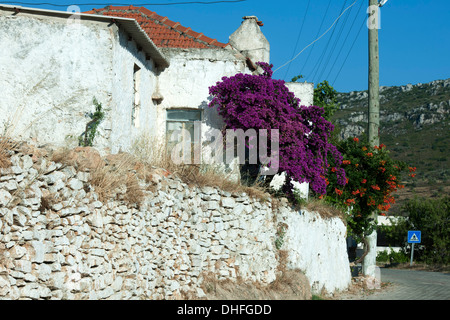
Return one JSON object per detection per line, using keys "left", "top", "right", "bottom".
{"left": 407, "top": 231, "right": 421, "bottom": 266}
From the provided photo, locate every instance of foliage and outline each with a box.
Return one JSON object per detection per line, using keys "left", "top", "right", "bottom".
{"left": 208, "top": 62, "right": 346, "bottom": 196}
{"left": 275, "top": 223, "right": 287, "bottom": 250}
{"left": 323, "top": 136, "right": 413, "bottom": 243}
{"left": 395, "top": 196, "right": 449, "bottom": 264}
{"left": 79, "top": 97, "right": 105, "bottom": 147}
{"left": 291, "top": 74, "right": 304, "bottom": 82}
{"left": 376, "top": 247, "right": 409, "bottom": 264}
{"left": 313, "top": 80, "right": 339, "bottom": 122}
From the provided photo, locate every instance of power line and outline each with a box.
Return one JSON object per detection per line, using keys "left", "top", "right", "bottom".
{"left": 283, "top": 0, "right": 311, "bottom": 81}
{"left": 0, "top": 0, "right": 247, "bottom": 7}
{"left": 274, "top": 0, "right": 359, "bottom": 74}
{"left": 310, "top": 0, "right": 348, "bottom": 84}
{"left": 324, "top": 0, "right": 365, "bottom": 81}
{"left": 316, "top": 0, "right": 354, "bottom": 84}
{"left": 297, "top": 0, "right": 332, "bottom": 80}
{"left": 332, "top": 14, "right": 366, "bottom": 87}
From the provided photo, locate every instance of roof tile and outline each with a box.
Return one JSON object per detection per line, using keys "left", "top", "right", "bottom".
{"left": 85, "top": 6, "right": 229, "bottom": 49}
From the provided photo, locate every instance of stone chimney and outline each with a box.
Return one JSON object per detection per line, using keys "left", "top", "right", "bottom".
{"left": 229, "top": 16, "right": 270, "bottom": 64}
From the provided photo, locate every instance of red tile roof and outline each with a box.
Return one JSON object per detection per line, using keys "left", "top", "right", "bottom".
{"left": 84, "top": 6, "right": 230, "bottom": 49}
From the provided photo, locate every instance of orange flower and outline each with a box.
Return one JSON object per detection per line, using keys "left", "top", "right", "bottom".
{"left": 352, "top": 190, "right": 360, "bottom": 196}
{"left": 331, "top": 167, "right": 337, "bottom": 173}
{"left": 379, "top": 160, "right": 386, "bottom": 166}
{"left": 355, "top": 163, "right": 359, "bottom": 168}
{"left": 346, "top": 198, "right": 356, "bottom": 206}
{"left": 371, "top": 185, "right": 380, "bottom": 191}
{"left": 362, "top": 147, "right": 367, "bottom": 151}
{"left": 409, "top": 167, "right": 417, "bottom": 173}
{"left": 409, "top": 173, "right": 416, "bottom": 178}
{"left": 353, "top": 137, "right": 359, "bottom": 143}
{"left": 342, "top": 160, "right": 351, "bottom": 165}
{"left": 361, "top": 179, "right": 367, "bottom": 184}
{"left": 379, "top": 167, "right": 386, "bottom": 173}
{"left": 366, "top": 152, "right": 374, "bottom": 157}
{"left": 335, "top": 188, "right": 343, "bottom": 196}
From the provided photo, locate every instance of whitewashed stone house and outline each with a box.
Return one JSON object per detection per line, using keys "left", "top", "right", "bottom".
{"left": 0, "top": 4, "right": 313, "bottom": 167}
{"left": 0, "top": 4, "right": 169, "bottom": 153}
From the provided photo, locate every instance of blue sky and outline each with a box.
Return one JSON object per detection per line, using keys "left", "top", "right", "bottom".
{"left": 3, "top": 0, "right": 450, "bottom": 92}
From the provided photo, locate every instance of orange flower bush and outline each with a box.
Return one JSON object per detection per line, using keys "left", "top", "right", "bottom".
{"left": 322, "top": 137, "right": 415, "bottom": 243}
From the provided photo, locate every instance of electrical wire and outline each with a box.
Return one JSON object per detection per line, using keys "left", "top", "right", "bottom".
{"left": 315, "top": 0, "right": 354, "bottom": 83}
{"left": 324, "top": 0, "right": 365, "bottom": 81}
{"left": 332, "top": 14, "right": 366, "bottom": 86}
{"left": 283, "top": 0, "right": 311, "bottom": 81}
{"left": 274, "top": 0, "right": 359, "bottom": 74}
{"left": 0, "top": 0, "right": 247, "bottom": 7}
{"left": 310, "top": 0, "right": 348, "bottom": 84}
{"left": 297, "top": 0, "right": 331, "bottom": 82}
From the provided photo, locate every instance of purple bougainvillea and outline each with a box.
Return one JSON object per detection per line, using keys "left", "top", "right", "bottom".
{"left": 208, "top": 62, "right": 346, "bottom": 195}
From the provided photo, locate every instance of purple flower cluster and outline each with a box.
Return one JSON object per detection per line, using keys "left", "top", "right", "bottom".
{"left": 208, "top": 62, "right": 346, "bottom": 195}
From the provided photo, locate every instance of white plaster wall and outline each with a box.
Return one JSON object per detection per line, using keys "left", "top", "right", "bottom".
{"left": 285, "top": 82, "right": 315, "bottom": 107}
{"left": 279, "top": 208, "right": 351, "bottom": 294}
{"left": 109, "top": 27, "right": 158, "bottom": 154}
{"left": 0, "top": 13, "right": 113, "bottom": 147}
{"left": 157, "top": 48, "right": 250, "bottom": 175}
{"left": 228, "top": 17, "right": 270, "bottom": 64}
{"left": 0, "top": 12, "right": 159, "bottom": 155}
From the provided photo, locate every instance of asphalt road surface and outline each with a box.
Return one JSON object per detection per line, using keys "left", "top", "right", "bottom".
{"left": 363, "top": 268, "right": 450, "bottom": 300}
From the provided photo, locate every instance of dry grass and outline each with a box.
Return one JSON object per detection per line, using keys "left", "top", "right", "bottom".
{"left": 123, "top": 172, "right": 145, "bottom": 207}
{"left": 89, "top": 153, "right": 144, "bottom": 205}
{"left": 38, "top": 193, "right": 58, "bottom": 212}
{"left": 50, "top": 147, "right": 76, "bottom": 167}
{"left": 197, "top": 250, "right": 311, "bottom": 300}
{"left": 0, "top": 136, "right": 13, "bottom": 168}
{"left": 48, "top": 145, "right": 150, "bottom": 206}
{"left": 304, "top": 198, "right": 346, "bottom": 221}
{"left": 131, "top": 133, "right": 270, "bottom": 201}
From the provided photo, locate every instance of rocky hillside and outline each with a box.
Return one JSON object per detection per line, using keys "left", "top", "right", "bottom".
{"left": 333, "top": 78, "right": 450, "bottom": 213}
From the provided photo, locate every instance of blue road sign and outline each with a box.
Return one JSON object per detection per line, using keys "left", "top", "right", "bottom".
{"left": 408, "top": 230, "right": 421, "bottom": 243}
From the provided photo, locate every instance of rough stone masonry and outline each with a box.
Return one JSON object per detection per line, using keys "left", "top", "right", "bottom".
{"left": 0, "top": 147, "right": 350, "bottom": 299}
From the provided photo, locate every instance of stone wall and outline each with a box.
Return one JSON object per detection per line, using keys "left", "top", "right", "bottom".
{"left": 0, "top": 147, "right": 351, "bottom": 299}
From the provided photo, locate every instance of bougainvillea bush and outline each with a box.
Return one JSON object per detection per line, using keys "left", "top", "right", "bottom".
{"left": 208, "top": 62, "right": 346, "bottom": 196}
{"left": 324, "top": 136, "right": 415, "bottom": 243}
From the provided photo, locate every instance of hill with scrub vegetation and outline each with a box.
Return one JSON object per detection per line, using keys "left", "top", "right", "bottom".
{"left": 333, "top": 78, "right": 450, "bottom": 215}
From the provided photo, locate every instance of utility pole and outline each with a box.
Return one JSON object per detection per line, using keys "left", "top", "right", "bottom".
{"left": 368, "top": 0, "right": 380, "bottom": 147}
{"left": 363, "top": 0, "right": 381, "bottom": 278}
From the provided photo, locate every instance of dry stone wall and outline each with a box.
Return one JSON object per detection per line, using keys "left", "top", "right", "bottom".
{"left": 0, "top": 148, "right": 351, "bottom": 299}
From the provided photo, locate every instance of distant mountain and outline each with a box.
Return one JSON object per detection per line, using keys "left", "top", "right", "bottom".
{"left": 333, "top": 78, "right": 450, "bottom": 214}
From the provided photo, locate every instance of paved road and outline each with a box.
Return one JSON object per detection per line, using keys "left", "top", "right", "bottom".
{"left": 363, "top": 268, "right": 450, "bottom": 300}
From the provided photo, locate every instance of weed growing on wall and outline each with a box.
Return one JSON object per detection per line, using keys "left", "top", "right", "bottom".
{"left": 79, "top": 97, "right": 105, "bottom": 147}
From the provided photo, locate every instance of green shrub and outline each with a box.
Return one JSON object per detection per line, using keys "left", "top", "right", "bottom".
{"left": 383, "top": 196, "right": 450, "bottom": 265}
{"left": 376, "top": 247, "right": 409, "bottom": 264}
{"left": 402, "top": 196, "right": 450, "bottom": 264}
